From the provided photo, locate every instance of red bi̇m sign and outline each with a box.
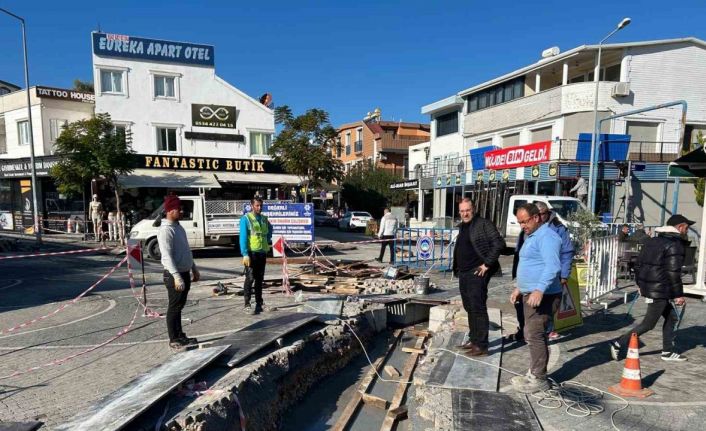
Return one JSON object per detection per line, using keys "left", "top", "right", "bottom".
{"left": 483, "top": 141, "right": 551, "bottom": 170}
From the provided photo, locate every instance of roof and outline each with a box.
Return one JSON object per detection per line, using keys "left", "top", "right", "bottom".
{"left": 456, "top": 37, "right": 706, "bottom": 97}
{"left": 337, "top": 119, "right": 430, "bottom": 133}
{"left": 0, "top": 80, "right": 21, "bottom": 92}
{"left": 421, "top": 95, "right": 464, "bottom": 115}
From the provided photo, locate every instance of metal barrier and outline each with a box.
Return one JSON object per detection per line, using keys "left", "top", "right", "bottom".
{"left": 584, "top": 235, "right": 620, "bottom": 303}
{"left": 602, "top": 223, "right": 659, "bottom": 236}
{"left": 394, "top": 227, "right": 458, "bottom": 271}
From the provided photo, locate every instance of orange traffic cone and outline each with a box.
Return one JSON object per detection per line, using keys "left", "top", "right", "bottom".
{"left": 608, "top": 332, "right": 654, "bottom": 398}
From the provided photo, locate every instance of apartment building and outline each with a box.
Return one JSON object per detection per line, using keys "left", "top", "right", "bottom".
{"left": 335, "top": 109, "right": 430, "bottom": 178}
{"left": 416, "top": 37, "right": 706, "bottom": 232}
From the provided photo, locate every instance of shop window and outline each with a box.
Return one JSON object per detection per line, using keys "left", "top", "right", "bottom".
{"left": 100, "top": 69, "right": 124, "bottom": 94}
{"left": 49, "top": 119, "right": 68, "bottom": 142}
{"left": 156, "top": 127, "right": 177, "bottom": 152}
{"left": 436, "top": 112, "right": 458, "bottom": 137}
{"left": 154, "top": 75, "right": 176, "bottom": 98}
{"left": 250, "top": 132, "right": 272, "bottom": 155}
{"left": 17, "top": 120, "right": 30, "bottom": 146}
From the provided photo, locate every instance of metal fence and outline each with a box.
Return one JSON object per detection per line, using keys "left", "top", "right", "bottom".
{"left": 584, "top": 235, "right": 621, "bottom": 303}
{"left": 394, "top": 227, "right": 458, "bottom": 271}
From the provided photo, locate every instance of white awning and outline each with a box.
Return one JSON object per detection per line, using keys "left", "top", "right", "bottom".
{"left": 215, "top": 172, "right": 301, "bottom": 185}
{"left": 119, "top": 169, "right": 222, "bottom": 189}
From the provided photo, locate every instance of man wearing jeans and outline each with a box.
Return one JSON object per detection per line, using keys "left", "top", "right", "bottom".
{"left": 510, "top": 203, "right": 562, "bottom": 393}
{"left": 376, "top": 208, "right": 398, "bottom": 264}
{"left": 158, "top": 195, "right": 200, "bottom": 350}
{"left": 452, "top": 198, "right": 505, "bottom": 357}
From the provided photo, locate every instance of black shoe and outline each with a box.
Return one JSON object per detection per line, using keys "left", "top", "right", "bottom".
{"left": 178, "top": 336, "right": 198, "bottom": 345}
{"left": 169, "top": 339, "right": 189, "bottom": 350}
{"left": 374, "top": 258, "right": 382, "bottom": 262}
{"left": 504, "top": 332, "right": 525, "bottom": 343}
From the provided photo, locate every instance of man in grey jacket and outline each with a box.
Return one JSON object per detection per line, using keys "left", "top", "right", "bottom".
{"left": 158, "top": 195, "right": 201, "bottom": 350}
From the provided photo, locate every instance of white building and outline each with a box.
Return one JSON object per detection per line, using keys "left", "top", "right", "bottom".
{"left": 91, "top": 31, "right": 297, "bottom": 203}
{"left": 417, "top": 37, "right": 706, "bottom": 232}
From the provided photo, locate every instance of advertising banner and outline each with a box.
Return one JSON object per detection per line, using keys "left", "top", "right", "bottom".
{"left": 191, "top": 104, "right": 237, "bottom": 129}
{"left": 484, "top": 141, "right": 551, "bottom": 170}
{"left": 244, "top": 202, "right": 314, "bottom": 242}
{"left": 0, "top": 211, "right": 13, "bottom": 230}
{"left": 20, "top": 179, "right": 34, "bottom": 234}
{"left": 92, "top": 32, "right": 214, "bottom": 66}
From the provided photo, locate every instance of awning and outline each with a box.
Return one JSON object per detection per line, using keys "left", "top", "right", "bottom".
{"left": 215, "top": 172, "right": 300, "bottom": 185}
{"left": 119, "top": 169, "right": 221, "bottom": 189}
{"left": 668, "top": 147, "right": 706, "bottom": 177}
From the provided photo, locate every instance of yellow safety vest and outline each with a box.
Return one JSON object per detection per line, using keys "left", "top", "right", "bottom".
{"left": 246, "top": 212, "right": 270, "bottom": 253}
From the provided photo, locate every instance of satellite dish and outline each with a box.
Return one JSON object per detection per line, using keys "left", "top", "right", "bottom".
{"left": 259, "top": 93, "right": 273, "bottom": 107}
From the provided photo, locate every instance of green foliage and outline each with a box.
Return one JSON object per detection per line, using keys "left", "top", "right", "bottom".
{"left": 566, "top": 207, "right": 604, "bottom": 259}
{"left": 340, "top": 165, "right": 406, "bottom": 218}
{"left": 73, "top": 79, "right": 94, "bottom": 93}
{"left": 693, "top": 131, "right": 705, "bottom": 207}
{"left": 51, "top": 113, "right": 136, "bottom": 199}
{"left": 269, "top": 106, "right": 344, "bottom": 200}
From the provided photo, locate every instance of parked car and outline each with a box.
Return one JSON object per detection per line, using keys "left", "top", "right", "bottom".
{"left": 338, "top": 211, "right": 372, "bottom": 231}
{"left": 314, "top": 209, "right": 336, "bottom": 227}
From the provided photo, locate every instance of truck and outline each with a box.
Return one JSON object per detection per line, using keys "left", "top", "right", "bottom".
{"left": 128, "top": 196, "right": 290, "bottom": 259}
{"left": 502, "top": 195, "right": 586, "bottom": 248}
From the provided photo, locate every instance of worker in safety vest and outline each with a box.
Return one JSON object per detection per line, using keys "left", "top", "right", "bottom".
{"left": 239, "top": 196, "right": 273, "bottom": 315}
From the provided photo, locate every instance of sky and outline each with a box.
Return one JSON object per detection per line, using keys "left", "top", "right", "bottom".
{"left": 1, "top": 0, "right": 704, "bottom": 126}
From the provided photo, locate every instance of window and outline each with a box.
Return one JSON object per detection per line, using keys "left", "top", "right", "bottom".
{"left": 436, "top": 112, "right": 458, "bottom": 137}
{"left": 154, "top": 75, "right": 175, "bottom": 98}
{"left": 49, "top": 119, "right": 68, "bottom": 142}
{"left": 180, "top": 200, "right": 194, "bottom": 221}
{"left": 604, "top": 64, "right": 621, "bottom": 82}
{"left": 100, "top": 69, "right": 124, "bottom": 94}
{"left": 250, "top": 132, "right": 272, "bottom": 155}
{"left": 17, "top": 120, "right": 30, "bottom": 146}
{"left": 467, "top": 77, "right": 525, "bottom": 113}
{"left": 336, "top": 138, "right": 342, "bottom": 157}
{"left": 354, "top": 128, "right": 363, "bottom": 152}
{"left": 530, "top": 126, "right": 552, "bottom": 143}
{"left": 156, "top": 127, "right": 177, "bottom": 152}
{"left": 345, "top": 132, "right": 351, "bottom": 155}
{"left": 502, "top": 133, "right": 520, "bottom": 147}
{"left": 626, "top": 121, "right": 659, "bottom": 143}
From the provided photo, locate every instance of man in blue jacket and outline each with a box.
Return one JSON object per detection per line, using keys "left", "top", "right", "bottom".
{"left": 240, "top": 197, "right": 272, "bottom": 315}
{"left": 509, "top": 203, "right": 562, "bottom": 393}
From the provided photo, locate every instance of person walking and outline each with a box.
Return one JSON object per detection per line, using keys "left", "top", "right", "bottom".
{"left": 508, "top": 202, "right": 573, "bottom": 343}
{"left": 157, "top": 195, "right": 200, "bottom": 350}
{"left": 569, "top": 174, "right": 588, "bottom": 204}
{"left": 376, "top": 208, "right": 398, "bottom": 264}
{"left": 509, "top": 203, "right": 562, "bottom": 393}
{"left": 452, "top": 198, "right": 505, "bottom": 356}
{"left": 240, "top": 197, "right": 272, "bottom": 315}
{"left": 609, "top": 214, "right": 692, "bottom": 362}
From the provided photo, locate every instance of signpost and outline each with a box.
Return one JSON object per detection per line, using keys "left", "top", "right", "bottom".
{"left": 243, "top": 202, "right": 314, "bottom": 256}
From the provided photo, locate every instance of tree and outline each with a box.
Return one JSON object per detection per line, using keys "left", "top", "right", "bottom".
{"left": 73, "top": 79, "right": 94, "bottom": 93}
{"left": 269, "top": 106, "right": 343, "bottom": 202}
{"left": 692, "top": 131, "right": 705, "bottom": 207}
{"left": 340, "top": 165, "right": 406, "bottom": 218}
{"left": 51, "top": 113, "right": 137, "bottom": 243}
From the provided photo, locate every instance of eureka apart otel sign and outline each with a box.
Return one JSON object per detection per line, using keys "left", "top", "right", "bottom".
{"left": 92, "top": 32, "right": 214, "bottom": 66}
{"left": 141, "top": 155, "right": 284, "bottom": 174}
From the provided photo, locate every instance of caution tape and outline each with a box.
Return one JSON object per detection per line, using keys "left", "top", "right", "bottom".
{"left": 125, "top": 250, "right": 163, "bottom": 319}
{"left": 0, "top": 257, "right": 127, "bottom": 335}
{"left": 0, "top": 247, "right": 107, "bottom": 261}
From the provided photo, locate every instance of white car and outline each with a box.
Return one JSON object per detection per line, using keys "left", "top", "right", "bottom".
{"left": 338, "top": 211, "right": 372, "bottom": 231}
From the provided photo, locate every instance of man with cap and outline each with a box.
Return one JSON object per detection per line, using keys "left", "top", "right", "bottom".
{"left": 609, "top": 214, "right": 693, "bottom": 362}
{"left": 157, "top": 195, "right": 200, "bottom": 350}
{"left": 240, "top": 197, "right": 272, "bottom": 315}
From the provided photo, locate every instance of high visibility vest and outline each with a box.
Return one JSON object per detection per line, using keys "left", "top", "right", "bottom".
{"left": 246, "top": 212, "right": 270, "bottom": 253}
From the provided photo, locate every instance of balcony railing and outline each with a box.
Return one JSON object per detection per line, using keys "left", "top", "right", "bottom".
{"left": 354, "top": 140, "right": 363, "bottom": 153}
{"left": 378, "top": 135, "right": 429, "bottom": 151}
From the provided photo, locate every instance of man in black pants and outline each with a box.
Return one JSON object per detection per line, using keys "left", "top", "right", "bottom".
{"left": 157, "top": 195, "right": 200, "bottom": 350}
{"left": 610, "top": 214, "right": 692, "bottom": 362}
{"left": 452, "top": 198, "right": 505, "bottom": 356}
{"left": 239, "top": 197, "right": 273, "bottom": 315}
{"left": 376, "top": 208, "right": 398, "bottom": 263}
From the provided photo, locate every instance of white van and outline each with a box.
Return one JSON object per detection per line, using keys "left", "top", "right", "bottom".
{"left": 504, "top": 195, "right": 585, "bottom": 248}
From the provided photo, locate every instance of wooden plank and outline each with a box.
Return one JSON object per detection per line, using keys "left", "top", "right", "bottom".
{"left": 360, "top": 392, "right": 389, "bottom": 410}
{"left": 387, "top": 405, "right": 408, "bottom": 420}
{"left": 383, "top": 365, "right": 400, "bottom": 378}
{"left": 401, "top": 347, "right": 426, "bottom": 354}
{"left": 380, "top": 335, "right": 426, "bottom": 431}
{"left": 55, "top": 346, "right": 228, "bottom": 431}
{"left": 331, "top": 329, "right": 402, "bottom": 431}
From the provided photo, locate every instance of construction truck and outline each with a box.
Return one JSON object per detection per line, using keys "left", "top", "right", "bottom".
{"left": 129, "top": 196, "right": 290, "bottom": 259}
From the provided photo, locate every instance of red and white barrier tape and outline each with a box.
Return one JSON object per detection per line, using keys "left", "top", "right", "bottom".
{"left": 126, "top": 254, "right": 162, "bottom": 319}
{"left": 0, "top": 300, "right": 140, "bottom": 380}
{"left": 0, "top": 247, "right": 107, "bottom": 261}
{"left": 0, "top": 257, "right": 127, "bottom": 335}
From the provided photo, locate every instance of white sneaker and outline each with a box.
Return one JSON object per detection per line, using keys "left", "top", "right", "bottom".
{"left": 609, "top": 341, "right": 621, "bottom": 361}
{"left": 661, "top": 352, "right": 687, "bottom": 362}
{"left": 512, "top": 372, "right": 550, "bottom": 394}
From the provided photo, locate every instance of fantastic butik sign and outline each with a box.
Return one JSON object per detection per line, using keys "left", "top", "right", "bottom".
{"left": 92, "top": 32, "right": 214, "bottom": 66}
{"left": 484, "top": 141, "right": 551, "bottom": 170}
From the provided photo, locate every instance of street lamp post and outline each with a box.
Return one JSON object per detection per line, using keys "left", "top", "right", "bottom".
{"left": 587, "top": 17, "right": 631, "bottom": 213}
{"left": 0, "top": 7, "right": 42, "bottom": 244}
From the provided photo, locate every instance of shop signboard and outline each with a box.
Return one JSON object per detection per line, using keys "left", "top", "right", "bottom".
{"left": 35, "top": 86, "right": 95, "bottom": 103}
{"left": 484, "top": 141, "right": 551, "bottom": 170}
{"left": 0, "top": 156, "right": 60, "bottom": 178}
{"left": 243, "top": 202, "right": 314, "bottom": 242}
{"left": 92, "top": 32, "right": 215, "bottom": 66}
{"left": 389, "top": 179, "right": 418, "bottom": 190}
{"left": 191, "top": 104, "right": 237, "bottom": 129}
{"left": 139, "top": 155, "right": 284, "bottom": 173}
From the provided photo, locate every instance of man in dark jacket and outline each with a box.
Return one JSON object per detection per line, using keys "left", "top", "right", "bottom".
{"left": 452, "top": 198, "right": 506, "bottom": 356}
{"left": 628, "top": 223, "right": 650, "bottom": 246}
{"left": 609, "top": 214, "right": 693, "bottom": 362}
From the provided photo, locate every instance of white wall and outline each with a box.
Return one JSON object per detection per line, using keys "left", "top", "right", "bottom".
{"left": 2, "top": 104, "right": 45, "bottom": 158}
{"left": 93, "top": 54, "right": 274, "bottom": 158}
{"left": 41, "top": 99, "right": 95, "bottom": 154}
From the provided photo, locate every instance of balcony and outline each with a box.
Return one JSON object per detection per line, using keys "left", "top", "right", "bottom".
{"left": 354, "top": 140, "right": 363, "bottom": 153}
{"left": 553, "top": 139, "right": 680, "bottom": 163}
{"left": 378, "top": 135, "right": 429, "bottom": 152}
{"left": 464, "top": 82, "right": 619, "bottom": 136}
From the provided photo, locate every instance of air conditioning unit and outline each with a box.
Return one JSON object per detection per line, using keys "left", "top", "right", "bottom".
{"left": 612, "top": 82, "right": 630, "bottom": 97}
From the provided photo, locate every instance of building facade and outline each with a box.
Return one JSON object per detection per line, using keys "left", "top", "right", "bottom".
{"left": 415, "top": 37, "right": 706, "bottom": 235}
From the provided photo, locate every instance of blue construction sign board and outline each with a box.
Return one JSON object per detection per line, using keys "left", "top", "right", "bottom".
{"left": 469, "top": 146, "right": 500, "bottom": 170}
{"left": 576, "top": 133, "right": 631, "bottom": 161}
{"left": 243, "top": 203, "right": 314, "bottom": 242}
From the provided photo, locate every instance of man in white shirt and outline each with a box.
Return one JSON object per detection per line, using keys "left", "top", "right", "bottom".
{"left": 569, "top": 174, "right": 588, "bottom": 204}
{"left": 376, "top": 208, "right": 398, "bottom": 264}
